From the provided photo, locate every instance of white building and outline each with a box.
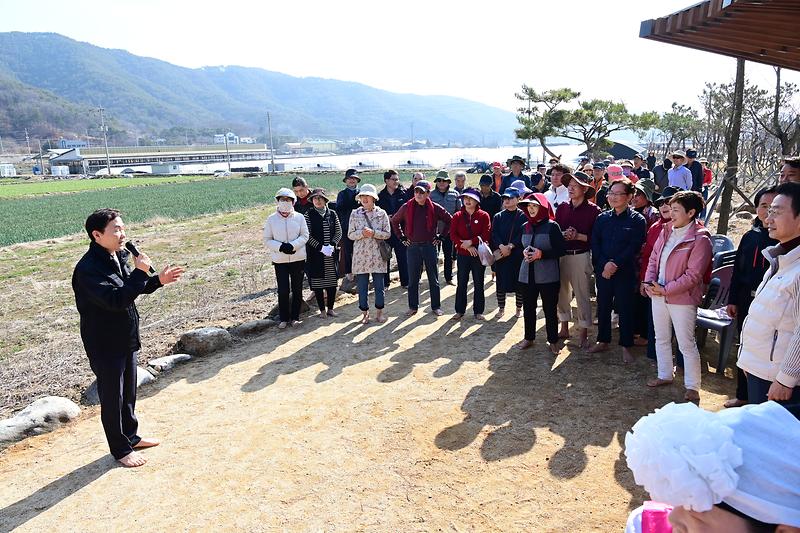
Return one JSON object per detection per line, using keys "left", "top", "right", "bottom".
{"left": 0, "top": 163, "right": 16, "bottom": 177}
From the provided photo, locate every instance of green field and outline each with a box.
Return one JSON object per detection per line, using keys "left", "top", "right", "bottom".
{"left": 0, "top": 174, "right": 223, "bottom": 198}
{"left": 0, "top": 172, "right": 395, "bottom": 246}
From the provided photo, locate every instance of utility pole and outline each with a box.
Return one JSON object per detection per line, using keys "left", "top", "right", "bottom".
{"left": 525, "top": 99, "right": 531, "bottom": 165}
{"left": 38, "top": 139, "right": 47, "bottom": 175}
{"left": 25, "top": 129, "right": 31, "bottom": 154}
{"left": 99, "top": 107, "right": 111, "bottom": 176}
{"left": 267, "top": 112, "right": 275, "bottom": 174}
{"left": 0, "top": 133, "right": 4, "bottom": 154}
{"left": 224, "top": 133, "right": 231, "bottom": 172}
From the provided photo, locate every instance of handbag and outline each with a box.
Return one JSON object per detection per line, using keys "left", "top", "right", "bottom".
{"left": 477, "top": 237, "right": 494, "bottom": 267}
{"left": 493, "top": 211, "right": 520, "bottom": 261}
{"left": 362, "top": 209, "right": 392, "bottom": 262}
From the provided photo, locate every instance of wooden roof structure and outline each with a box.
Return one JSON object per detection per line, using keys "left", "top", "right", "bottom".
{"left": 640, "top": 0, "right": 800, "bottom": 72}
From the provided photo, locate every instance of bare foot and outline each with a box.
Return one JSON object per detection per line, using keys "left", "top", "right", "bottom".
{"left": 404, "top": 308, "right": 418, "bottom": 318}
{"left": 587, "top": 342, "right": 609, "bottom": 353}
{"left": 622, "top": 348, "right": 635, "bottom": 363}
{"left": 133, "top": 437, "right": 160, "bottom": 449}
{"left": 723, "top": 398, "right": 747, "bottom": 408}
{"left": 451, "top": 313, "right": 463, "bottom": 321}
{"left": 496, "top": 308, "right": 505, "bottom": 319}
{"left": 118, "top": 451, "right": 147, "bottom": 468}
{"left": 515, "top": 308, "right": 523, "bottom": 318}
{"left": 517, "top": 339, "right": 534, "bottom": 350}
{"left": 375, "top": 310, "right": 386, "bottom": 323}
{"left": 361, "top": 311, "right": 370, "bottom": 324}
{"left": 548, "top": 342, "right": 561, "bottom": 355}
{"left": 647, "top": 378, "right": 674, "bottom": 388}
{"left": 558, "top": 322, "right": 570, "bottom": 339}
{"left": 578, "top": 333, "right": 590, "bottom": 349}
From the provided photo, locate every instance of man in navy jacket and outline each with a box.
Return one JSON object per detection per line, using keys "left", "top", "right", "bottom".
{"left": 72, "top": 208, "right": 184, "bottom": 467}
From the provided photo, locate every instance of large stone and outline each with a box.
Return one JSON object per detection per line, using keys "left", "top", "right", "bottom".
{"left": 0, "top": 396, "right": 81, "bottom": 444}
{"left": 84, "top": 366, "right": 157, "bottom": 405}
{"left": 179, "top": 327, "right": 232, "bottom": 356}
{"left": 230, "top": 319, "right": 276, "bottom": 337}
{"left": 148, "top": 353, "right": 192, "bottom": 372}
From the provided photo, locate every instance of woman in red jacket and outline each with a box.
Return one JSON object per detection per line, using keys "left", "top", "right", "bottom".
{"left": 450, "top": 188, "right": 492, "bottom": 320}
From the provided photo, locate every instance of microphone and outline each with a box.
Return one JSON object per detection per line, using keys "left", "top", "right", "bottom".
{"left": 125, "top": 241, "right": 156, "bottom": 274}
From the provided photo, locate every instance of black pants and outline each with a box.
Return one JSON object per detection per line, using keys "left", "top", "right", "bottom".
{"left": 341, "top": 238, "right": 354, "bottom": 276}
{"left": 439, "top": 235, "right": 454, "bottom": 282}
{"left": 747, "top": 373, "right": 800, "bottom": 405}
{"left": 275, "top": 261, "right": 305, "bottom": 321}
{"left": 313, "top": 287, "right": 336, "bottom": 312}
{"left": 385, "top": 234, "right": 409, "bottom": 287}
{"left": 88, "top": 351, "right": 141, "bottom": 460}
{"left": 522, "top": 281, "right": 560, "bottom": 343}
{"left": 455, "top": 255, "right": 485, "bottom": 315}
{"left": 633, "top": 292, "right": 650, "bottom": 338}
{"left": 596, "top": 274, "right": 634, "bottom": 346}
{"left": 734, "top": 295, "right": 754, "bottom": 401}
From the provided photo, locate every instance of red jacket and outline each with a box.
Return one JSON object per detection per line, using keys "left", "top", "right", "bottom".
{"left": 450, "top": 208, "right": 491, "bottom": 256}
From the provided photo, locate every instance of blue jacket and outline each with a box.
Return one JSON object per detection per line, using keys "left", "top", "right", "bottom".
{"left": 590, "top": 207, "right": 646, "bottom": 275}
{"left": 499, "top": 173, "right": 532, "bottom": 194}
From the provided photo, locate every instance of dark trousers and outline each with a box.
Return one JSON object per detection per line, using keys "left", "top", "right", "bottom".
{"left": 746, "top": 373, "right": 800, "bottom": 405}
{"left": 734, "top": 296, "right": 753, "bottom": 401}
{"left": 439, "top": 235, "right": 454, "bottom": 282}
{"left": 275, "top": 261, "right": 305, "bottom": 321}
{"left": 88, "top": 352, "right": 141, "bottom": 460}
{"left": 342, "top": 238, "right": 354, "bottom": 276}
{"left": 596, "top": 274, "right": 635, "bottom": 346}
{"left": 385, "top": 234, "right": 409, "bottom": 287}
{"left": 455, "top": 255, "right": 485, "bottom": 315}
{"left": 313, "top": 287, "right": 336, "bottom": 312}
{"left": 407, "top": 243, "right": 440, "bottom": 311}
{"left": 633, "top": 292, "right": 650, "bottom": 338}
{"left": 522, "top": 281, "right": 560, "bottom": 343}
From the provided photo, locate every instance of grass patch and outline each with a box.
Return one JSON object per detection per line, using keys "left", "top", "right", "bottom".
{"left": 0, "top": 174, "right": 230, "bottom": 198}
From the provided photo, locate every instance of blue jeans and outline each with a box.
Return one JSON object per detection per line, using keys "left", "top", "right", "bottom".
{"left": 407, "top": 243, "right": 440, "bottom": 311}
{"left": 356, "top": 273, "right": 385, "bottom": 311}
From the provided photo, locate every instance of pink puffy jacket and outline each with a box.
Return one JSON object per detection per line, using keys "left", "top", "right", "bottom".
{"left": 644, "top": 220, "right": 713, "bottom": 306}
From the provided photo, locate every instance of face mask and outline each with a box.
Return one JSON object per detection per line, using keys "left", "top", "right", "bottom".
{"left": 277, "top": 200, "right": 293, "bottom": 213}
{"left": 622, "top": 168, "right": 631, "bottom": 177}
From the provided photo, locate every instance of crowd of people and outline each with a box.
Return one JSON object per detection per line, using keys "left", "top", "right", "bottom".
{"left": 264, "top": 154, "right": 800, "bottom": 408}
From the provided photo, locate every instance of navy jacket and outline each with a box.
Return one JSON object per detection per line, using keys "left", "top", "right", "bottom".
{"left": 72, "top": 241, "right": 162, "bottom": 357}
{"left": 499, "top": 173, "right": 532, "bottom": 194}
{"left": 729, "top": 225, "right": 778, "bottom": 305}
{"left": 590, "top": 207, "right": 646, "bottom": 275}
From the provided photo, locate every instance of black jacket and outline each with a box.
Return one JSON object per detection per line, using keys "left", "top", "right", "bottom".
{"left": 377, "top": 185, "right": 407, "bottom": 216}
{"left": 729, "top": 225, "right": 778, "bottom": 305}
{"left": 72, "top": 241, "right": 162, "bottom": 357}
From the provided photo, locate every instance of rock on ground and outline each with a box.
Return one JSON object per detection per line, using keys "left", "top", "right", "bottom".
{"left": 0, "top": 396, "right": 81, "bottom": 445}
{"left": 84, "top": 366, "right": 156, "bottom": 405}
{"left": 179, "top": 327, "right": 232, "bottom": 356}
{"left": 230, "top": 319, "right": 276, "bottom": 337}
{"left": 148, "top": 353, "right": 192, "bottom": 372}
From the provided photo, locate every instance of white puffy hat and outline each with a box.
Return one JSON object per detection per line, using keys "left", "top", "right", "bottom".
{"left": 274, "top": 187, "right": 296, "bottom": 201}
{"left": 625, "top": 401, "right": 800, "bottom": 527}
{"left": 356, "top": 183, "right": 379, "bottom": 200}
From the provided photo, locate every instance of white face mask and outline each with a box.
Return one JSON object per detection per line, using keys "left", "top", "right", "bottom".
{"left": 277, "top": 200, "right": 293, "bottom": 213}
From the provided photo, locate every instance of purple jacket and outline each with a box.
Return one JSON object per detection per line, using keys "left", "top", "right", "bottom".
{"left": 645, "top": 220, "right": 712, "bottom": 306}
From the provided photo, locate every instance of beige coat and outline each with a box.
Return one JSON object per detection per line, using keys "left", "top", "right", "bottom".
{"left": 348, "top": 206, "right": 391, "bottom": 274}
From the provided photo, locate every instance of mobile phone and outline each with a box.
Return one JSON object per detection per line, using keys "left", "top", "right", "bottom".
{"left": 643, "top": 281, "right": 654, "bottom": 286}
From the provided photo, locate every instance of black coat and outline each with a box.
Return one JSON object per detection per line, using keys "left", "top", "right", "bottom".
{"left": 729, "top": 225, "right": 778, "bottom": 307}
{"left": 304, "top": 207, "right": 342, "bottom": 279}
{"left": 72, "top": 241, "right": 162, "bottom": 358}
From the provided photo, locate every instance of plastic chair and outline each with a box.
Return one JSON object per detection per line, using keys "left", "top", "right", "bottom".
{"left": 710, "top": 234, "right": 735, "bottom": 256}
{"left": 695, "top": 264, "right": 736, "bottom": 374}
{"left": 712, "top": 249, "right": 736, "bottom": 269}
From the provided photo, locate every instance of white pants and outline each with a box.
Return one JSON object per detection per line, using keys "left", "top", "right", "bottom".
{"left": 651, "top": 296, "right": 702, "bottom": 391}
{"left": 557, "top": 252, "right": 593, "bottom": 329}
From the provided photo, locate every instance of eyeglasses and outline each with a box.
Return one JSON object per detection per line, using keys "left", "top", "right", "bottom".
{"left": 766, "top": 207, "right": 785, "bottom": 217}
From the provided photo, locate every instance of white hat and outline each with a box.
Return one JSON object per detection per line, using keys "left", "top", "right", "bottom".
{"left": 356, "top": 183, "right": 379, "bottom": 200}
{"left": 274, "top": 187, "right": 296, "bottom": 201}
{"left": 625, "top": 401, "right": 800, "bottom": 526}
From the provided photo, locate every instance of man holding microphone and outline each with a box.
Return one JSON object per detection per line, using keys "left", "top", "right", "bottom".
{"left": 72, "top": 208, "right": 185, "bottom": 467}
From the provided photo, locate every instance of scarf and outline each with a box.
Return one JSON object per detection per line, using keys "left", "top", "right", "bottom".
{"left": 406, "top": 197, "right": 435, "bottom": 234}
{"left": 524, "top": 193, "right": 554, "bottom": 231}
{"left": 314, "top": 205, "right": 327, "bottom": 216}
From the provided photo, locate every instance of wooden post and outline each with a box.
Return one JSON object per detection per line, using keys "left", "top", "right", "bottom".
{"left": 717, "top": 58, "right": 745, "bottom": 235}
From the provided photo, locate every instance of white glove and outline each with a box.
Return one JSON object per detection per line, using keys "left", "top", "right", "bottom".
{"left": 321, "top": 245, "right": 334, "bottom": 257}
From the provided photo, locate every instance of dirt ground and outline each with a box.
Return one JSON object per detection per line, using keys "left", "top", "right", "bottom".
{"left": 0, "top": 277, "right": 736, "bottom": 532}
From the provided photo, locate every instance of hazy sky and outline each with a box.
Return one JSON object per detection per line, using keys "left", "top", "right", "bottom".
{"left": 2, "top": 0, "right": 798, "bottom": 114}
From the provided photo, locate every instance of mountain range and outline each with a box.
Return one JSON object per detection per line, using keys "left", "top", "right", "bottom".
{"left": 0, "top": 32, "right": 517, "bottom": 145}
